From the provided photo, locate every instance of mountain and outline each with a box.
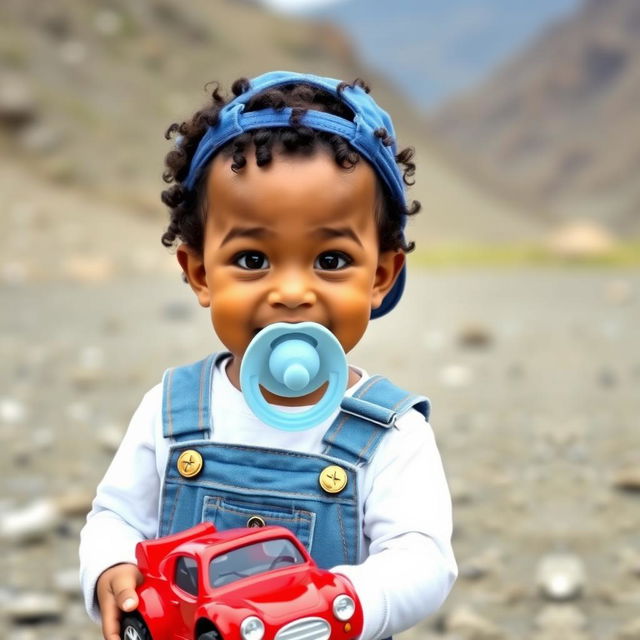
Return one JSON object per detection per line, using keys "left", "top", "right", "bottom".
{"left": 429, "top": 0, "right": 640, "bottom": 235}
{"left": 0, "top": 0, "right": 546, "bottom": 248}
{"left": 309, "top": 0, "right": 580, "bottom": 110}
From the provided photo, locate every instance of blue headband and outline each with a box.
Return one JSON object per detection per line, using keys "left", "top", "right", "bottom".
{"left": 184, "top": 71, "right": 408, "bottom": 319}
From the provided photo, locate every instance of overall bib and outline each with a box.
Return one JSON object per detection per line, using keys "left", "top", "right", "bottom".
{"left": 158, "top": 351, "right": 429, "bottom": 575}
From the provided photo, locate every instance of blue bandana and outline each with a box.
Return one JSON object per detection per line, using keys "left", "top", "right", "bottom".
{"left": 183, "top": 71, "right": 408, "bottom": 319}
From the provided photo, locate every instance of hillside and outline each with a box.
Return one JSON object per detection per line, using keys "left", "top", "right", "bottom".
{"left": 310, "top": 0, "right": 580, "bottom": 110}
{"left": 429, "top": 0, "right": 640, "bottom": 236}
{"left": 0, "top": 0, "right": 545, "bottom": 256}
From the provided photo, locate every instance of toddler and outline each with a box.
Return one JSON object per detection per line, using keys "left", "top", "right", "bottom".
{"left": 80, "top": 71, "right": 457, "bottom": 640}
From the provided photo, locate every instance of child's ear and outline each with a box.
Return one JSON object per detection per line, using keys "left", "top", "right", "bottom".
{"left": 371, "top": 250, "right": 405, "bottom": 310}
{"left": 176, "top": 244, "right": 211, "bottom": 308}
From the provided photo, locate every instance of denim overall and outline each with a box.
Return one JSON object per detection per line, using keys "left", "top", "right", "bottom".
{"left": 158, "top": 352, "right": 429, "bottom": 572}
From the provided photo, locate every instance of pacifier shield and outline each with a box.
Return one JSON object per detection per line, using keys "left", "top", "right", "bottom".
{"left": 240, "top": 322, "right": 348, "bottom": 431}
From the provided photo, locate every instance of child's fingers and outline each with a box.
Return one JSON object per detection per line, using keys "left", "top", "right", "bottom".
{"left": 111, "top": 566, "right": 142, "bottom": 612}
{"left": 99, "top": 593, "right": 123, "bottom": 640}
{"left": 97, "top": 564, "right": 142, "bottom": 640}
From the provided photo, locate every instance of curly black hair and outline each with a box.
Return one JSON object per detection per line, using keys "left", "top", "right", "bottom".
{"left": 160, "top": 77, "right": 420, "bottom": 255}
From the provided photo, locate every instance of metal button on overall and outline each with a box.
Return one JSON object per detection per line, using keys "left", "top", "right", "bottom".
{"left": 177, "top": 450, "right": 203, "bottom": 478}
{"left": 319, "top": 465, "right": 348, "bottom": 494}
{"left": 247, "top": 516, "right": 266, "bottom": 528}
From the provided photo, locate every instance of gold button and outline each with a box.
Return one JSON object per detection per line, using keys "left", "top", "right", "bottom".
{"left": 177, "top": 450, "right": 203, "bottom": 478}
{"left": 319, "top": 465, "right": 348, "bottom": 494}
{"left": 247, "top": 516, "right": 266, "bottom": 528}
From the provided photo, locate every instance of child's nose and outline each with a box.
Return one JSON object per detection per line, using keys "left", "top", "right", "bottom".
{"left": 267, "top": 272, "right": 317, "bottom": 309}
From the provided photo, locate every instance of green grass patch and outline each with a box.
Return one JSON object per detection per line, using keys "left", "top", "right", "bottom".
{"left": 408, "top": 242, "right": 640, "bottom": 269}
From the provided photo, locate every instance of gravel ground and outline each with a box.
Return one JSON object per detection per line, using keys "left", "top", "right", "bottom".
{"left": 1, "top": 267, "right": 639, "bottom": 639}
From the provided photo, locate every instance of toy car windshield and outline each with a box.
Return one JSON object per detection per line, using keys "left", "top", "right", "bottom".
{"left": 210, "top": 537, "right": 305, "bottom": 588}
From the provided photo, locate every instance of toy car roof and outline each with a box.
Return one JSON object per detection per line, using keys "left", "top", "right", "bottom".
{"left": 136, "top": 523, "right": 306, "bottom": 576}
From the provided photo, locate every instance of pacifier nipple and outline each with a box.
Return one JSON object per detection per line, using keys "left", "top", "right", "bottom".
{"left": 269, "top": 338, "right": 320, "bottom": 392}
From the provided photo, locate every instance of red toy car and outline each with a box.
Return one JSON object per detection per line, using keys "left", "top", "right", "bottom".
{"left": 120, "top": 521, "right": 363, "bottom": 640}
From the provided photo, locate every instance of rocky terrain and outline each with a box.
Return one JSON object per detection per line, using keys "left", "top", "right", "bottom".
{"left": 1, "top": 182, "right": 639, "bottom": 638}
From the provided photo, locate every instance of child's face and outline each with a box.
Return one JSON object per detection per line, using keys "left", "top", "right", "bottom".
{"left": 177, "top": 148, "right": 404, "bottom": 388}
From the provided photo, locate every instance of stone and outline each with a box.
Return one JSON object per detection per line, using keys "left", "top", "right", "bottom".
{"left": 444, "top": 605, "right": 505, "bottom": 639}
{"left": 0, "top": 397, "right": 27, "bottom": 423}
{"left": 2, "top": 591, "right": 64, "bottom": 623}
{"left": 439, "top": 364, "right": 473, "bottom": 388}
{"left": 0, "top": 75, "right": 36, "bottom": 129}
{"left": 0, "top": 499, "right": 59, "bottom": 542}
{"left": 612, "top": 466, "right": 640, "bottom": 492}
{"left": 459, "top": 548, "right": 504, "bottom": 580}
{"left": 54, "top": 490, "right": 93, "bottom": 517}
{"left": 535, "top": 604, "right": 587, "bottom": 631}
{"left": 536, "top": 553, "right": 586, "bottom": 601}
{"left": 458, "top": 324, "right": 493, "bottom": 348}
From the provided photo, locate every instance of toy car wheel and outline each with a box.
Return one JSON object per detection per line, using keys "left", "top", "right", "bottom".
{"left": 197, "top": 631, "right": 221, "bottom": 640}
{"left": 121, "top": 614, "right": 151, "bottom": 640}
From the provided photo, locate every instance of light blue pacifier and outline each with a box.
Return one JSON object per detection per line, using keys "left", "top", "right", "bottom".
{"left": 239, "top": 322, "right": 348, "bottom": 431}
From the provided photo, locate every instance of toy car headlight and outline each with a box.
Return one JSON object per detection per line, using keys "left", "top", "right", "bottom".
{"left": 240, "top": 616, "right": 265, "bottom": 640}
{"left": 333, "top": 594, "right": 356, "bottom": 621}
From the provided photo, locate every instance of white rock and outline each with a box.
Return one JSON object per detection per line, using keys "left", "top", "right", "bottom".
{"left": 0, "top": 397, "right": 27, "bottom": 423}
{"left": 536, "top": 553, "right": 586, "bottom": 601}
{"left": 0, "top": 499, "right": 59, "bottom": 542}
{"left": 439, "top": 364, "right": 473, "bottom": 388}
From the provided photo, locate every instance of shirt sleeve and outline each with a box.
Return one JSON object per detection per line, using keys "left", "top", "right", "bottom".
{"left": 78, "top": 383, "right": 164, "bottom": 622}
{"left": 331, "top": 412, "right": 457, "bottom": 640}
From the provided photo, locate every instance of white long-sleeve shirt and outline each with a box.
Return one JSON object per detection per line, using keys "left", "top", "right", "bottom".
{"left": 80, "top": 356, "right": 457, "bottom": 640}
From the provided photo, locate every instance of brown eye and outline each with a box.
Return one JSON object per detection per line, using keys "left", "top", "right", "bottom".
{"left": 235, "top": 251, "right": 269, "bottom": 270}
{"left": 314, "top": 252, "right": 352, "bottom": 271}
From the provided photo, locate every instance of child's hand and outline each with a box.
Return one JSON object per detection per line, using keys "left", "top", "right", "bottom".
{"left": 96, "top": 563, "right": 143, "bottom": 640}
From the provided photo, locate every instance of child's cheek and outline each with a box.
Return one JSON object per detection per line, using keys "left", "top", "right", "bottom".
{"left": 331, "top": 290, "right": 372, "bottom": 354}
{"left": 208, "top": 290, "right": 254, "bottom": 355}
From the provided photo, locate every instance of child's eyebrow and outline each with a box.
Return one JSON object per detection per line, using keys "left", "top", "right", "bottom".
{"left": 220, "top": 227, "right": 274, "bottom": 246}
{"left": 313, "top": 227, "right": 363, "bottom": 247}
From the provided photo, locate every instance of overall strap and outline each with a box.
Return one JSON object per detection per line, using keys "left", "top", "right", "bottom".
{"left": 323, "top": 375, "right": 430, "bottom": 466}
{"left": 162, "top": 353, "right": 226, "bottom": 442}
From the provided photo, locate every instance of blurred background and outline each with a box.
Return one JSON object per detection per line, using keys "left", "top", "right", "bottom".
{"left": 0, "top": 0, "right": 638, "bottom": 638}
